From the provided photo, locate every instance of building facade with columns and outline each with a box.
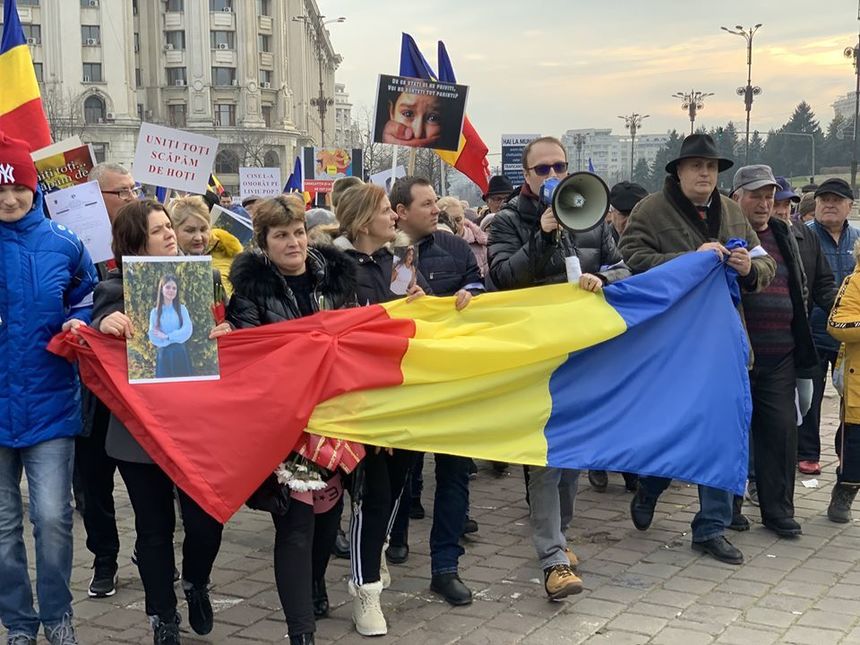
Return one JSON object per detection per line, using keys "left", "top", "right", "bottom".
{"left": 6, "top": 0, "right": 341, "bottom": 192}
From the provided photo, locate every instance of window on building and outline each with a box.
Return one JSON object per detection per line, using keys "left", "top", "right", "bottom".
{"left": 134, "top": 32, "right": 140, "bottom": 53}
{"left": 18, "top": 0, "right": 39, "bottom": 5}
{"left": 211, "top": 67, "right": 236, "bottom": 86}
{"left": 258, "top": 34, "right": 271, "bottom": 52}
{"left": 258, "top": 69, "right": 272, "bottom": 86}
{"left": 168, "top": 104, "right": 187, "bottom": 128}
{"left": 261, "top": 105, "right": 273, "bottom": 128}
{"left": 263, "top": 150, "right": 279, "bottom": 168}
{"left": 210, "top": 31, "right": 234, "bottom": 49}
{"left": 22, "top": 24, "right": 41, "bottom": 44}
{"left": 256, "top": 0, "right": 271, "bottom": 15}
{"left": 135, "top": 67, "right": 141, "bottom": 87}
{"left": 210, "top": 0, "right": 233, "bottom": 11}
{"left": 83, "top": 95, "right": 105, "bottom": 123}
{"left": 166, "top": 0, "right": 183, "bottom": 11}
{"left": 82, "top": 63, "right": 102, "bottom": 83}
{"left": 165, "top": 30, "right": 185, "bottom": 50}
{"left": 137, "top": 103, "right": 144, "bottom": 121}
{"left": 33, "top": 62, "right": 43, "bottom": 82}
{"left": 132, "top": 0, "right": 138, "bottom": 15}
{"left": 214, "top": 148, "right": 239, "bottom": 172}
{"left": 214, "top": 104, "right": 236, "bottom": 127}
{"left": 90, "top": 143, "right": 107, "bottom": 163}
{"left": 166, "top": 67, "right": 187, "bottom": 85}
{"left": 81, "top": 25, "right": 100, "bottom": 45}
{"left": 80, "top": 0, "right": 99, "bottom": 7}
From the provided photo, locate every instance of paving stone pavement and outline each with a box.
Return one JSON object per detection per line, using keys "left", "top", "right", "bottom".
{"left": 18, "top": 394, "right": 860, "bottom": 644}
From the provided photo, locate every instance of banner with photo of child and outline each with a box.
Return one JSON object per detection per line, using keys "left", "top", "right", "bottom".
{"left": 31, "top": 137, "right": 96, "bottom": 195}
{"left": 373, "top": 74, "right": 468, "bottom": 152}
{"left": 121, "top": 256, "right": 220, "bottom": 384}
{"left": 302, "top": 147, "right": 363, "bottom": 192}
{"left": 390, "top": 244, "right": 419, "bottom": 297}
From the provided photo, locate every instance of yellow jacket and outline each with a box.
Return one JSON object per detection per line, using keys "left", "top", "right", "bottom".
{"left": 828, "top": 267, "right": 860, "bottom": 424}
{"left": 209, "top": 228, "right": 244, "bottom": 296}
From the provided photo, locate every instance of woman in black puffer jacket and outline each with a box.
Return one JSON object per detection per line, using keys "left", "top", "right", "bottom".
{"left": 227, "top": 195, "right": 357, "bottom": 645}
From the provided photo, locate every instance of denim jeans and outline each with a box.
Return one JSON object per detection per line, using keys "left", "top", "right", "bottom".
{"left": 429, "top": 454, "right": 470, "bottom": 575}
{"left": 638, "top": 476, "right": 732, "bottom": 542}
{"left": 0, "top": 438, "right": 75, "bottom": 637}
{"left": 527, "top": 466, "right": 579, "bottom": 570}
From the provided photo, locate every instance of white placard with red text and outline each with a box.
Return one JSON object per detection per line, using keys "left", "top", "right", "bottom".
{"left": 132, "top": 123, "right": 218, "bottom": 194}
{"left": 238, "top": 167, "right": 282, "bottom": 200}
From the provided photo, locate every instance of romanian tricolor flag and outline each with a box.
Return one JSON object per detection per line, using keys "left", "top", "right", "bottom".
{"left": 50, "top": 252, "right": 751, "bottom": 523}
{"left": 207, "top": 173, "right": 224, "bottom": 196}
{"left": 399, "top": 34, "right": 490, "bottom": 195}
{"left": 1, "top": 0, "right": 51, "bottom": 148}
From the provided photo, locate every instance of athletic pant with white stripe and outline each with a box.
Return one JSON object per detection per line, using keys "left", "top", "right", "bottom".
{"left": 349, "top": 448, "right": 416, "bottom": 585}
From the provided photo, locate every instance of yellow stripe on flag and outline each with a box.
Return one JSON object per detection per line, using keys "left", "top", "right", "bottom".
{"left": 306, "top": 284, "right": 627, "bottom": 464}
{"left": 436, "top": 134, "right": 466, "bottom": 166}
{"left": 0, "top": 45, "right": 41, "bottom": 116}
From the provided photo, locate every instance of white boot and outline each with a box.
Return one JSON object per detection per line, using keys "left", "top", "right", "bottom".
{"left": 348, "top": 580, "right": 387, "bottom": 636}
{"left": 380, "top": 541, "right": 391, "bottom": 589}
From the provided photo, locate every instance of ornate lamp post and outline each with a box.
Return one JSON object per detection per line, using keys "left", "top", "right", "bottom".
{"left": 721, "top": 24, "right": 762, "bottom": 164}
{"left": 618, "top": 113, "right": 649, "bottom": 180}
{"left": 672, "top": 90, "right": 714, "bottom": 134}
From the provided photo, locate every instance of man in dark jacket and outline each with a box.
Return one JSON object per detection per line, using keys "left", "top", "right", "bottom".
{"left": 731, "top": 165, "right": 818, "bottom": 538}
{"left": 385, "top": 176, "right": 482, "bottom": 607}
{"left": 487, "top": 136, "right": 631, "bottom": 601}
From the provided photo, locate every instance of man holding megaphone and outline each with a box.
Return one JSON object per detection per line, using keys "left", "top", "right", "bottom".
{"left": 487, "top": 135, "right": 630, "bottom": 601}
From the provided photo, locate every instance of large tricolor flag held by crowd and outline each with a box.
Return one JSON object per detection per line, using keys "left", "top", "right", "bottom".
{"left": 1, "top": 0, "right": 51, "bottom": 148}
{"left": 399, "top": 33, "right": 491, "bottom": 195}
{"left": 51, "top": 252, "right": 751, "bottom": 523}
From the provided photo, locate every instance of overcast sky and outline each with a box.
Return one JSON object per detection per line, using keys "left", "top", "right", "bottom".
{"left": 323, "top": 0, "right": 859, "bottom": 155}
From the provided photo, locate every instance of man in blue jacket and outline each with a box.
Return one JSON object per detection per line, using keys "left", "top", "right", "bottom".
{"left": 799, "top": 178, "right": 859, "bottom": 475}
{"left": 0, "top": 132, "right": 98, "bottom": 645}
{"left": 386, "top": 176, "right": 482, "bottom": 608}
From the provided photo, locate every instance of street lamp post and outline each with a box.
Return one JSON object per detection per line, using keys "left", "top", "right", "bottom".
{"left": 721, "top": 24, "right": 762, "bottom": 164}
{"left": 292, "top": 14, "right": 345, "bottom": 147}
{"left": 845, "top": 6, "right": 860, "bottom": 196}
{"left": 618, "top": 113, "right": 649, "bottom": 180}
{"left": 571, "top": 133, "right": 586, "bottom": 171}
{"left": 672, "top": 90, "right": 714, "bottom": 134}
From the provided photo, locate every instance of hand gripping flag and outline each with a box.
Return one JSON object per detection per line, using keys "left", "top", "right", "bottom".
{"left": 399, "top": 33, "right": 490, "bottom": 194}
{"left": 51, "top": 252, "right": 751, "bottom": 523}
{"left": 1, "top": 0, "right": 51, "bottom": 148}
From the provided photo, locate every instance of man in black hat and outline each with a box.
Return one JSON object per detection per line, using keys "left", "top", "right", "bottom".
{"left": 478, "top": 175, "right": 514, "bottom": 228}
{"left": 799, "top": 178, "right": 860, "bottom": 475}
{"left": 620, "top": 134, "right": 776, "bottom": 565}
{"left": 605, "top": 181, "right": 649, "bottom": 245}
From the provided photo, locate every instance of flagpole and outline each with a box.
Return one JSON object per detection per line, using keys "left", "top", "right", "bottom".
{"left": 390, "top": 145, "right": 399, "bottom": 186}
{"left": 440, "top": 156, "right": 447, "bottom": 196}
{"left": 407, "top": 148, "right": 417, "bottom": 176}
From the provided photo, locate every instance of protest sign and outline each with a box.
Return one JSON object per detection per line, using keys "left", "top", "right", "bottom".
{"left": 373, "top": 74, "right": 468, "bottom": 152}
{"left": 302, "top": 147, "right": 363, "bottom": 192}
{"left": 369, "top": 165, "right": 406, "bottom": 192}
{"left": 122, "top": 256, "right": 220, "bottom": 384}
{"left": 501, "top": 134, "right": 540, "bottom": 187}
{"left": 44, "top": 181, "right": 113, "bottom": 263}
{"left": 132, "top": 123, "right": 218, "bottom": 194}
{"left": 238, "top": 167, "right": 281, "bottom": 200}
{"left": 210, "top": 204, "right": 253, "bottom": 247}
{"left": 31, "top": 140, "right": 96, "bottom": 194}
{"left": 31, "top": 136, "right": 83, "bottom": 160}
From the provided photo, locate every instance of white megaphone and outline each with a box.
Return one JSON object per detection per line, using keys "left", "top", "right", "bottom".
{"left": 540, "top": 172, "right": 610, "bottom": 233}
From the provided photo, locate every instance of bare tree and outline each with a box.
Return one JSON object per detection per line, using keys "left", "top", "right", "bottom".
{"left": 233, "top": 128, "right": 271, "bottom": 167}
{"left": 40, "top": 84, "right": 90, "bottom": 143}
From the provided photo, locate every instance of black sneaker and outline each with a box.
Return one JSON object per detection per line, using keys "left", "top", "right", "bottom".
{"left": 152, "top": 614, "right": 181, "bottom": 645}
{"left": 183, "top": 583, "right": 213, "bottom": 635}
{"left": 409, "top": 498, "right": 425, "bottom": 520}
{"left": 462, "top": 517, "right": 478, "bottom": 535}
{"left": 88, "top": 560, "right": 118, "bottom": 598}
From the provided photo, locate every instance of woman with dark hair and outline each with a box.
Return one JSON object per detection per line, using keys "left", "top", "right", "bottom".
{"left": 93, "top": 199, "right": 232, "bottom": 645}
{"left": 227, "top": 195, "right": 358, "bottom": 645}
{"left": 149, "top": 274, "right": 193, "bottom": 378}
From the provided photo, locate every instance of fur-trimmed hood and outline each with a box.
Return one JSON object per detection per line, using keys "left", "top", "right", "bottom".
{"left": 229, "top": 243, "right": 357, "bottom": 304}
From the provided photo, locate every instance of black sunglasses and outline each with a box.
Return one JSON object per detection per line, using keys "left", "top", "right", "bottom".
{"left": 527, "top": 162, "right": 568, "bottom": 176}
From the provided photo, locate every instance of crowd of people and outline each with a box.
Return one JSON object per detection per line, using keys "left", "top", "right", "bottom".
{"left": 2, "top": 126, "right": 859, "bottom": 645}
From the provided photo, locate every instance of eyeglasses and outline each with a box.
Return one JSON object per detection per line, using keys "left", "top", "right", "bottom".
{"left": 527, "top": 162, "right": 568, "bottom": 176}
{"left": 101, "top": 186, "right": 142, "bottom": 199}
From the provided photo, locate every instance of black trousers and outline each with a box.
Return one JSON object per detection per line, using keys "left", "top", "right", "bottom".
{"left": 797, "top": 350, "right": 838, "bottom": 462}
{"left": 836, "top": 422, "right": 860, "bottom": 484}
{"left": 117, "top": 460, "right": 223, "bottom": 621}
{"left": 749, "top": 353, "right": 798, "bottom": 522}
{"left": 74, "top": 399, "right": 120, "bottom": 565}
{"left": 348, "top": 449, "right": 414, "bottom": 585}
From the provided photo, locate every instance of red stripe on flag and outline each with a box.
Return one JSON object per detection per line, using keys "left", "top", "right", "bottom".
{"left": 0, "top": 96, "right": 51, "bottom": 151}
{"left": 49, "top": 305, "right": 415, "bottom": 522}
{"left": 453, "top": 116, "right": 490, "bottom": 194}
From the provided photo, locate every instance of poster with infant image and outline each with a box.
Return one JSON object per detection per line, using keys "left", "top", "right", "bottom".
{"left": 121, "top": 256, "right": 220, "bottom": 384}
{"left": 373, "top": 74, "right": 468, "bottom": 152}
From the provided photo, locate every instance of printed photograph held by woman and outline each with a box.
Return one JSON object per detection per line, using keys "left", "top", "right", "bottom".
{"left": 121, "top": 256, "right": 220, "bottom": 383}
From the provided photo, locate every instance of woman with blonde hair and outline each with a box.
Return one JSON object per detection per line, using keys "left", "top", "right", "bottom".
{"left": 436, "top": 195, "right": 489, "bottom": 277}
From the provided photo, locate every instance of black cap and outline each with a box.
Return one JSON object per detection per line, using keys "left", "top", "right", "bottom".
{"left": 483, "top": 175, "right": 514, "bottom": 200}
{"left": 665, "top": 134, "right": 734, "bottom": 175}
{"left": 814, "top": 178, "right": 854, "bottom": 200}
{"left": 609, "top": 181, "right": 648, "bottom": 213}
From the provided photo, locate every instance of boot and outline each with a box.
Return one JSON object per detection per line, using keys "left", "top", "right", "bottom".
{"left": 348, "top": 580, "right": 387, "bottom": 636}
{"left": 312, "top": 577, "right": 329, "bottom": 618}
{"left": 729, "top": 495, "right": 750, "bottom": 531}
{"left": 151, "top": 614, "right": 181, "bottom": 645}
{"left": 828, "top": 482, "right": 860, "bottom": 523}
{"left": 289, "top": 635, "right": 315, "bottom": 645}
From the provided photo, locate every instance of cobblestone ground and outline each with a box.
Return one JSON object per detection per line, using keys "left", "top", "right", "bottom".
{"left": 18, "top": 393, "right": 860, "bottom": 644}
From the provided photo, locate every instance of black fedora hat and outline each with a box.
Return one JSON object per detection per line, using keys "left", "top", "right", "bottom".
{"left": 483, "top": 174, "right": 514, "bottom": 200}
{"left": 665, "top": 134, "right": 734, "bottom": 175}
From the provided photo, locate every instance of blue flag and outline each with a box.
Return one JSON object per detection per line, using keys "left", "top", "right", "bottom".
{"left": 588, "top": 158, "right": 595, "bottom": 173}
{"left": 283, "top": 156, "right": 302, "bottom": 193}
